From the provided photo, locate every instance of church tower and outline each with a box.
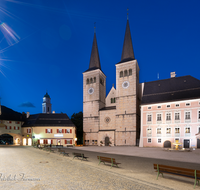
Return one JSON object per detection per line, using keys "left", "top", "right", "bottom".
{"left": 83, "top": 27, "right": 106, "bottom": 145}
{"left": 115, "top": 14, "right": 140, "bottom": 145}
{"left": 42, "top": 92, "right": 52, "bottom": 114}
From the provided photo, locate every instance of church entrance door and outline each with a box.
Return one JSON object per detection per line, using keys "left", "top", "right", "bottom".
{"left": 105, "top": 137, "right": 109, "bottom": 146}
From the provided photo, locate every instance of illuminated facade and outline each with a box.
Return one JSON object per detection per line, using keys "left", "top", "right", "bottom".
{"left": 83, "top": 17, "right": 141, "bottom": 146}
{"left": 139, "top": 75, "right": 200, "bottom": 148}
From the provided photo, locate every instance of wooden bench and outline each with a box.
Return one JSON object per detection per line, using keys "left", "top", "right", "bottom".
{"left": 154, "top": 164, "right": 200, "bottom": 188}
{"left": 59, "top": 150, "right": 69, "bottom": 156}
{"left": 73, "top": 153, "right": 88, "bottom": 161}
{"left": 97, "top": 156, "right": 121, "bottom": 169}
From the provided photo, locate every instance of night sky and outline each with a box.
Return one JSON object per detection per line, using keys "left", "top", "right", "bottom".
{"left": 0, "top": 0, "right": 200, "bottom": 117}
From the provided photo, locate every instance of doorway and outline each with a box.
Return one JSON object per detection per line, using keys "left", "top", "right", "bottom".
{"left": 0, "top": 134, "right": 13, "bottom": 145}
{"left": 57, "top": 139, "right": 61, "bottom": 145}
{"left": 163, "top": 140, "right": 171, "bottom": 148}
{"left": 197, "top": 139, "right": 200, "bottom": 148}
{"left": 184, "top": 139, "right": 190, "bottom": 148}
{"left": 105, "top": 137, "right": 109, "bottom": 146}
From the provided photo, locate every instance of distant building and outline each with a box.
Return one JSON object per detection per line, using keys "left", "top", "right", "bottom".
{"left": 139, "top": 74, "right": 200, "bottom": 148}
{"left": 42, "top": 92, "right": 52, "bottom": 114}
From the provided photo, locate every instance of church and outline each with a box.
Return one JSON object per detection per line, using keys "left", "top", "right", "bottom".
{"left": 83, "top": 16, "right": 141, "bottom": 146}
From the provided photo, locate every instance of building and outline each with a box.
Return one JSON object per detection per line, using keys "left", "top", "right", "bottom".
{"left": 139, "top": 74, "right": 200, "bottom": 148}
{"left": 83, "top": 16, "right": 141, "bottom": 146}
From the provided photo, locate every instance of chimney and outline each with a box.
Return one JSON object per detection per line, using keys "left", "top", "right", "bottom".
{"left": 170, "top": 72, "right": 176, "bottom": 78}
{"left": 26, "top": 112, "right": 30, "bottom": 118}
{"left": 52, "top": 111, "right": 55, "bottom": 114}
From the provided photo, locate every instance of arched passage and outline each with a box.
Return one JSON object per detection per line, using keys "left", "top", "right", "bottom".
{"left": 0, "top": 134, "right": 13, "bottom": 145}
{"left": 163, "top": 140, "right": 171, "bottom": 148}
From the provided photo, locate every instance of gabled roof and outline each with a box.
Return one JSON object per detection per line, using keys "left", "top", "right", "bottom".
{"left": 0, "top": 105, "right": 25, "bottom": 121}
{"left": 22, "top": 113, "right": 75, "bottom": 127}
{"left": 84, "top": 31, "right": 101, "bottom": 73}
{"left": 141, "top": 75, "right": 200, "bottom": 104}
{"left": 118, "top": 19, "right": 135, "bottom": 64}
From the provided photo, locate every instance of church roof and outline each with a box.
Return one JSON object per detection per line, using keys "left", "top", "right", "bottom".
{"left": 118, "top": 18, "right": 135, "bottom": 64}
{"left": 0, "top": 105, "right": 25, "bottom": 121}
{"left": 84, "top": 31, "right": 101, "bottom": 72}
{"left": 22, "top": 113, "right": 75, "bottom": 127}
{"left": 44, "top": 92, "right": 50, "bottom": 98}
{"left": 141, "top": 75, "right": 200, "bottom": 105}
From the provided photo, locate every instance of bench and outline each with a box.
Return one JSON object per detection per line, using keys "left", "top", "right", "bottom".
{"left": 59, "top": 150, "right": 69, "bottom": 156}
{"left": 50, "top": 149, "right": 55, "bottom": 153}
{"left": 73, "top": 153, "right": 88, "bottom": 161}
{"left": 97, "top": 156, "right": 121, "bottom": 169}
{"left": 153, "top": 164, "right": 200, "bottom": 188}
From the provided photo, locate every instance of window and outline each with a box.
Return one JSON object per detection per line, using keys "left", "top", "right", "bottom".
{"left": 95, "top": 140, "right": 97, "bottom": 145}
{"left": 157, "top": 114, "right": 162, "bottom": 121}
{"left": 166, "top": 105, "right": 170, "bottom": 108}
{"left": 124, "top": 70, "right": 128, "bottom": 76}
{"left": 100, "top": 78, "right": 104, "bottom": 85}
{"left": 198, "top": 127, "right": 200, "bottom": 133}
{"left": 185, "top": 127, "right": 190, "bottom": 133}
{"left": 90, "top": 78, "right": 93, "bottom": 83}
{"left": 58, "top": 129, "right": 62, "bottom": 133}
{"left": 129, "top": 69, "right": 132, "bottom": 76}
{"left": 48, "top": 139, "right": 51, "bottom": 144}
{"left": 120, "top": 71, "right": 123, "bottom": 78}
{"left": 94, "top": 77, "right": 96, "bottom": 83}
{"left": 147, "top": 128, "right": 152, "bottom": 136}
{"left": 166, "top": 128, "right": 171, "bottom": 134}
{"left": 157, "top": 128, "right": 161, "bottom": 134}
{"left": 147, "top": 115, "right": 152, "bottom": 122}
{"left": 148, "top": 107, "right": 151, "bottom": 110}
{"left": 166, "top": 113, "right": 171, "bottom": 121}
{"left": 185, "top": 112, "right": 190, "bottom": 120}
{"left": 66, "top": 129, "right": 70, "bottom": 133}
{"left": 158, "top": 139, "right": 162, "bottom": 143}
{"left": 46, "top": 129, "right": 52, "bottom": 133}
{"left": 86, "top": 79, "right": 89, "bottom": 84}
{"left": 186, "top": 103, "right": 190, "bottom": 106}
{"left": 147, "top": 138, "right": 151, "bottom": 143}
{"left": 157, "top": 106, "right": 161, "bottom": 109}
{"left": 176, "top": 104, "right": 180, "bottom": 107}
{"left": 111, "top": 98, "right": 116, "bottom": 104}
{"left": 27, "top": 128, "right": 31, "bottom": 133}
{"left": 175, "top": 128, "right": 180, "bottom": 133}
{"left": 175, "top": 113, "right": 180, "bottom": 120}
{"left": 198, "top": 111, "right": 200, "bottom": 119}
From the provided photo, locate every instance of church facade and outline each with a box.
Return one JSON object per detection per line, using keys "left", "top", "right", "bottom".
{"left": 83, "top": 18, "right": 141, "bottom": 146}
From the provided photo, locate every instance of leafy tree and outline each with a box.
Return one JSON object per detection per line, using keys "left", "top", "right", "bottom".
{"left": 71, "top": 112, "right": 83, "bottom": 144}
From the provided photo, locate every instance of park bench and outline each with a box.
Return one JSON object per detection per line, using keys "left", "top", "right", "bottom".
{"left": 58, "top": 150, "right": 69, "bottom": 156}
{"left": 153, "top": 164, "right": 200, "bottom": 188}
{"left": 97, "top": 156, "right": 121, "bottom": 169}
{"left": 73, "top": 153, "right": 88, "bottom": 161}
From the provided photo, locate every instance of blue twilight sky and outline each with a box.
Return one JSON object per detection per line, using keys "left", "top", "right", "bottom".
{"left": 0, "top": 0, "right": 200, "bottom": 117}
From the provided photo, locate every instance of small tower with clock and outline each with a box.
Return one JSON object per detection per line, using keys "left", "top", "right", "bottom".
{"left": 83, "top": 27, "right": 106, "bottom": 145}
{"left": 42, "top": 92, "right": 52, "bottom": 114}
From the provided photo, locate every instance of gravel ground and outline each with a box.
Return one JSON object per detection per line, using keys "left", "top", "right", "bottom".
{"left": 0, "top": 146, "right": 199, "bottom": 190}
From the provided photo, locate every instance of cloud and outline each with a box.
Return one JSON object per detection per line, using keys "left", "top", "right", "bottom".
{"left": 19, "top": 102, "right": 35, "bottom": 108}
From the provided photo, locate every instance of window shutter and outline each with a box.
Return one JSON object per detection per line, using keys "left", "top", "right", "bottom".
{"left": 38, "top": 140, "right": 40, "bottom": 144}
{"left": 45, "top": 129, "right": 47, "bottom": 133}
{"left": 9, "top": 121, "right": 11, "bottom": 123}
{"left": 51, "top": 140, "right": 53, "bottom": 144}
{"left": 70, "top": 140, "right": 72, "bottom": 144}
{"left": 10, "top": 126, "right": 11, "bottom": 129}
{"left": 65, "top": 140, "right": 67, "bottom": 144}
{"left": 65, "top": 129, "right": 67, "bottom": 133}
{"left": 27, "top": 129, "right": 28, "bottom": 133}
{"left": 62, "top": 129, "right": 64, "bottom": 133}
{"left": 57, "top": 129, "right": 59, "bottom": 133}
{"left": 5, "top": 126, "right": 7, "bottom": 129}
{"left": 14, "top": 126, "right": 15, "bottom": 130}
{"left": 70, "top": 129, "right": 72, "bottom": 133}
{"left": 51, "top": 129, "right": 52, "bottom": 133}
{"left": 30, "top": 129, "right": 31, "bottom": 133}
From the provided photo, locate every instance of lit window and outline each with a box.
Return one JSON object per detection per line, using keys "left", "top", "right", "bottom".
{"left": 58, "top": 129, "right": 62, "bottom": 133}
{"left": 185, "top": 112, "right": 190, "bottom": 120}
{"left": 175, "top": 128, "right": 180, "bottom": 133}
{"left": 158, "top": 139, "right": 162, "bottom": 143}
{"left": 157, "top": 114, "right": 162, "bottom": 121}
{"left": 147, "top": 115, "right": 152, "bottom": 122}
{"left": 147, "top": 128, "right": 152, "bottom": 135}
{"left": 157, "top": 128, "right": 161, "bottom": 134}
{"left": 47, "top": 129, "right": 51, "bottom": 133}
{"left": 166, "top": 113, "right": 171, "bottom": 121}
{"left": 185, "top": 127, "right": 190, "bottom": 133}
{"left": 66, "top": 129, "right": 70, "bottom": 133}
{"left": 175, "top": 113, "right": 180, "bottom": 120}
{"left": 166, "top": 128, "right": 171, "bottom": 134}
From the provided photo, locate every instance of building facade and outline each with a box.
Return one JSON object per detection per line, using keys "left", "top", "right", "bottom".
{"left": 83, "top": 17, "right": 141, "bottom": 146}
{"left": 139, "top": 74, "right": 200, "bottom": 148}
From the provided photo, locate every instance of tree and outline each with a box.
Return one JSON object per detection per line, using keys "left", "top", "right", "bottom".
{"left": 71, "top": 112, "right": 83, "bottom": 145}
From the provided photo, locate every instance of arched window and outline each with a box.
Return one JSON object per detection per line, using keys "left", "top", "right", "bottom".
{"left": 94, "top": 77, "right": 96, "bottom": 83}
{"left": 90, "top": 78, "right": 93, "bottom": 83}
{"left": 120, "top": 71, "right": 123, "bottom": 78}
{"left": 129, "top": 69, "right": 132, "bottom": 76}
{"left": 124, "top": 70, "right": 128, "bottom": 77}
{"left": 86, "top": 79, "right": 89, "bottom": 84}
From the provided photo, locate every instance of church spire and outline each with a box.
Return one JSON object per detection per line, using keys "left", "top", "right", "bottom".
{"left": 88, "top": 24, "right": 101, "bottom": 70}
{"left": 120, "top": 11, "right": 135, "bottom": 63}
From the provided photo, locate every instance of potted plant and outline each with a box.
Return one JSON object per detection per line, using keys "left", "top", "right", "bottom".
{"left": 108, "top": 141, "right": 112, "bottom": 146}
{"left": 100, "top": 141, "right": 103, "bottom": 146}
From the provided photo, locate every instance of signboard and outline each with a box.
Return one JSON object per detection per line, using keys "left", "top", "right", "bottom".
{"left": 27, "top": 135, "right": 29, "bottom": 137}
{"left": 54, "top": 134, "right": 63, "bottom": 137}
